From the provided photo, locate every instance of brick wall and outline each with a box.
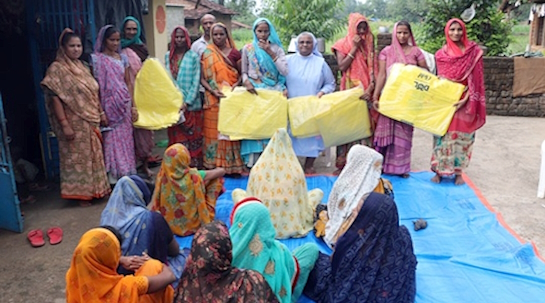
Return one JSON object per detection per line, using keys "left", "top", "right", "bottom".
{"left": 326, "top": 32, "right": 545, "bottom": 117}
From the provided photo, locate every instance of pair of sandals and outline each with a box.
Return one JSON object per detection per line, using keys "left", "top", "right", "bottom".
{"left": 27, "top": 227, "right": 63, "bottom": 247}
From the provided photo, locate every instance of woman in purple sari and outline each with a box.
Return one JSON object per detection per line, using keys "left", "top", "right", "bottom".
{"left": 91, "top": 25, "right": 138, "bottom": 184}
{"left": 372, "top": 21, "right": 428, "bottom": 177}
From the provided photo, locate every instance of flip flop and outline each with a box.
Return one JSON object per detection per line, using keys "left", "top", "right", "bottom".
{"left": 27, "top": 229, "right": 45, "bottom": 247}
{"left": 47, "top": 227, "right": 63, "bottom": 245}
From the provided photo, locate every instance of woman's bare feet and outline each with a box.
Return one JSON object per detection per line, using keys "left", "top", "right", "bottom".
{"left": 454, "top": 174, "right": 465, "bottom": 185}
{"left": 332, "top": 169, "right": 342, "bottom": 176}
{"left": 401, "top": 173, "right": 410, "bottom": 178}
{"left": 431, "top": 174, "right": 441, "bottom": 183}
{"left": 304, "top": 167, "right": 316, "bottom": 175}
{"left": 79, "top": 201, "right": 92, "bottom": 207}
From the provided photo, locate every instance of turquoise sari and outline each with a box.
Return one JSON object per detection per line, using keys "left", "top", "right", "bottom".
{"left": 230, "top": 200, "right": 318, "bottom": 303}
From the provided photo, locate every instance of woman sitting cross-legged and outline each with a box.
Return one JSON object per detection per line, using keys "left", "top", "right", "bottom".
{"left": 174, "top": 221, "right": 279, "bottom": 303}
{"left": 150, "top": 144, "right": 225, "bottom": 236}
{"left": 230, "top": 199, "right": 319, "bottom": 303}
{"left": 66, "top": 227, "right": 176, "bottom": 303}
{"left": 100, "top": 175, "right": 189, "bottom": 283}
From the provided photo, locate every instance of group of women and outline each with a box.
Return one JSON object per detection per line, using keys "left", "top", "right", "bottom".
{"left": 41, "top": 17, "right": 157, "bottom": 207}
{"left": 56, "top": 12, "right": 485, "bottom": 303}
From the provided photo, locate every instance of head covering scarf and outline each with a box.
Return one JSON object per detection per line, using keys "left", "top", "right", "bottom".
{"left": 168, "top": 26, "right": 192, "bottom": 78}
{"left": 325, "top": 145, "right": 383, "bottom": 248}
{"left": 175, "top": 221, "right": 279, "bottom": 303}
{"left": 232, "top": 128, "right": 323, "bottom": 239}
{"left": 248, "top": 18, "right": 286, "bottom": 88}
{"left": 435, "top": 18, "right": 486, "bottom": 133}
{"left": 65, "top": 228, "right": 149, "bottom": 302}
{"left": 304, "top": 193, "right": 417, "bottom": 303}
{"left": 230, "top": 201, "right": 319, "bottom": 303}
{"left": 390, "top": 22, "right": 417, "bottom": 64}
{"left": 94, "top": 25, "right": 121, "bottom": 54}
{"left": 332, "top": 13, "right": 375, "bottom": 90}
{"left": 40, "top": 28, "right": 101, "bottom": 133}
{"left": 121, "top": 16, "right": 143, "bottom": 48}
{"left": 100, "top": 176, "right": 153, "bottom": 260}
{"left": 295, "top": 31, "right": 322, "bottom": 57}
{"left": 150, "top": 144, "right": 214, "bottom": 236}
{"left": 212, "top": 22, "right": 237, "bottom": 49}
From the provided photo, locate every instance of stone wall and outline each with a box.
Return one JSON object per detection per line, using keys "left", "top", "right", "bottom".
{"left": 483, "top": 57, "right": 545, "bottom": 117}
{"left": 325, "top": 32, "right": 545, "bottom": 117}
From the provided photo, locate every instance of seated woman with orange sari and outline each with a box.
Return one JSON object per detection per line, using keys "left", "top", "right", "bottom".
{"left": 66, "top": 227, "right": 175, "bottom": 303}
{"left": 150, "top": 144, "right": 225, "bottom": 237}
{"left": 200, "top": 23, "right": 245, "bottom": 175}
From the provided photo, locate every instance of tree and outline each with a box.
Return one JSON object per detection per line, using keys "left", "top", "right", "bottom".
{"left": 420, "top": 0, "right": 513, "bottom": 56}
{"left": 225, "top": 0, "right": 257, "bottom": 25}
{"left": 361, "top": 0, "right": 389, "bottom": 20}
{"left": 262, "top": 0, "right": 345, "bottom": 46}
{"left": 386, "top": 0, "right": 429, "bottom": 23}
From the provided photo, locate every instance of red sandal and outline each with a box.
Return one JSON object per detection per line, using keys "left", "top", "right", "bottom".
{"left": 27, "top": 229, "right": 45, "bottom": 247}
{"left": 47, "top": 227, "right": 63, "bottom": 245}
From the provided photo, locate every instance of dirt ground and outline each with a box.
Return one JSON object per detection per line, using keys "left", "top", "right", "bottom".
{"left": 0, "top": 115, "right": 544, "bottom": 302}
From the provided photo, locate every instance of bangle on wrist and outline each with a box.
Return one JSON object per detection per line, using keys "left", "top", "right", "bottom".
{"left": 347, "top": 53, "right": 355, "bottom": 59}
{"left": 99, "top": 111, "right": 105, "bottom": 116}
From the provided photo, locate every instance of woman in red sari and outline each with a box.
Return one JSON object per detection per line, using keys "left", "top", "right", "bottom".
{"left": 431, "top": 19, "right": 486, "bottom": 185}
{"left": 332, "top": 13, "right": 376, "bottom": 174}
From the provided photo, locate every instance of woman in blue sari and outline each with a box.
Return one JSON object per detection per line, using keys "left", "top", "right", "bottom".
{"left": 286, "top": 32, "right": 336, "bottom": 174}
{"left": 303, "top": 192, "right": 416, "bottom": 303}
{"left": 240, "top": 18, "right": 289, "bottom": 167}
{"left": 100, "top": 176, "right": 189, "bottom": 285}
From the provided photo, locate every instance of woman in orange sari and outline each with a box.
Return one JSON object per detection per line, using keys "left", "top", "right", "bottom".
{"left": 150, "top": 144, "right": 224, "bottom": 237}
{"left": 332, "top": 13, "right": 377, "bottom": 174}
{"left": 200, "top": 23, "right": 245, "bottom": 175}
{"left": 66, "top": 227, "right": 175, "bottom": 303}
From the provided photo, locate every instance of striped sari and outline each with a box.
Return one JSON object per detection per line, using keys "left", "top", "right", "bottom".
{"left": 201, "top": 28, "right": 244, "bottom": 174}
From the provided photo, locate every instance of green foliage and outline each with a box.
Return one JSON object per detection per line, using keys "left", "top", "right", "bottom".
{"left": 360, "top": 0, "right": 389, "bottom": 20}
{"left": 262, "top": 0, "right": 345, "bottom": 46}
{"left": 386, "top": 0, "right": 428, "bottom": 23}
{"left": 231, "top": 29, "right": 254, "bottom": 48}
{"left": 225, "top": 0, "right": 257, "bottom": 25}
{"left": 420, "top": 0, "right": 513, "bottom": 56}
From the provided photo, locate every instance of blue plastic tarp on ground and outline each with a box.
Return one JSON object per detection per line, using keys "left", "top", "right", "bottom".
{"left": 176, "top": 172, "right": 545, "bottom": 302}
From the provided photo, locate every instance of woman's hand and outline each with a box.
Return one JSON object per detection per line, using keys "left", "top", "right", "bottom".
{"left": 100, "top": 114, "right": 109, "bottom": 126}
{"left": 244, "top": 80, "right": 258, "bottom": 95}
{"left": 283, "top": 89, "right": 288, "bottom": 98}
{"left": 212, "top": 89, "right": 225, "bottom": 99}
{"left": 62, "top": 124, "right": 75, "bottom": 141}
{"left": 131, "top": 107, "right": 139, "bottom": 123}
{"left": 258, "top": 40, "right": 274, "bottom": 57}
{"left": 352, "top": 35, "right": 362, "bottom": 48}
{"left": 120, "top": 254, "right": 150, "bottom": 271}
{"left": 454, "top": 92, "right": 470, "bottom": 111}
{"left": 372, "top": 94, "right": 380, "bottom": 110}
{"left": 317, "top": 91, "right": 325, "bottom": 98}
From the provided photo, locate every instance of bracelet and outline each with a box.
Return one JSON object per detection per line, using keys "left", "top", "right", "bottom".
{"left": 347, "top": 53, "right": 355, "bottom": 59}
{"left": 273, "top": 56, "right": 278, "bottom": 62}
{"left": 99, "top": 111, "right": 105, "bottom": 116}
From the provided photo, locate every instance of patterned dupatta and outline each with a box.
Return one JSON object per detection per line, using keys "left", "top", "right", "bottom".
{"left": 435, "top": 18, "right": 486, "bottom": 133}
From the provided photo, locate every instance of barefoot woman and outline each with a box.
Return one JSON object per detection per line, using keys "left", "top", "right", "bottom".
{"left": 430, "top": 19, "right": 486, "bottom": 185}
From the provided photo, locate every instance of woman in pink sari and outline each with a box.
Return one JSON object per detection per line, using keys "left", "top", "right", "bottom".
{"left": 121, "top": 16, "right": 155, "bottom": 177}
{"left": 91, "top": 25, "right": 138, "bottom": 184}
{"left": 430, "top": 19, "right": 486, "bottom": 185}
{"left": 332, "top": 13, "right": 376, "bottom": 174}
{"left": 373, "top": 21, "right": 428, "bottom": 177}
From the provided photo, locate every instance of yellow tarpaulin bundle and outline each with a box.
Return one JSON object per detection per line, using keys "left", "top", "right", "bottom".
{"left": 133, "top": 58, "right": 183, "bottom": 130}
{"left": 313, "top": 87, "right": 372, "bottom": 147}
{"left": 378, "top": 63, "right": 465, "bottom": 136}
{"left": 218, "top": 87, "right": 287, "bottom": 140}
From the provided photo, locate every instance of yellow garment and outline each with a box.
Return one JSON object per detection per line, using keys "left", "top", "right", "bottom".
{"left": 378, "top": 63, "right": 465, "bottom": 136}
{"left": 134, "top": 58, "right": 183, "bottom": 130}
{"left": 289, "top": 88, "right": 371, "bottom": 141}
{"left": 232, "top": 128, "right": 323, "bottom": 239}
{"left": 218, "top": 87, "right": 288, "bottom": 140}
{"left": 136, "top": 260, "right": 174, "bottom": 303}
{"left": 66, "top": 228, "right": 148, "bottom": 303}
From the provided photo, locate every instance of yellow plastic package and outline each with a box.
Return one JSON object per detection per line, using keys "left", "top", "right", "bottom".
{"left": 313, "top": 87, "right": 372, "bottom": 147}
{"left": 218, "top": 87, "right": 287, "bottom": 140}
{"left": 288, "top": 95, "right": 329, "bottom": 138}
{"left": 378, "top": 63, "right": 465, "bottom": 136}
{"left": 133, "top": 58, "right": 183, "bottom": 130}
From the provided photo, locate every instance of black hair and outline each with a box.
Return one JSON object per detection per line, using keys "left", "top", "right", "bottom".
{"left": 61, "top": 32, "right": 81, "bottom": 47}
{"left": 397, "top": 20, "right": 413, "bottom": 37}
{"left": 103, "top": 26, "right": 120, "bottom": 44}
{"left": 100, "top": 225, "right": 123, "bottom": 245}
